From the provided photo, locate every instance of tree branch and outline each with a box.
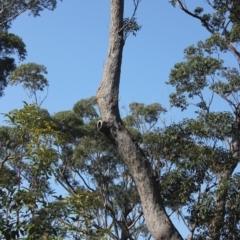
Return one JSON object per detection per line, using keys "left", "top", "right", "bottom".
{"left": 176, "top": 0, "right": 214, "bottom": 34}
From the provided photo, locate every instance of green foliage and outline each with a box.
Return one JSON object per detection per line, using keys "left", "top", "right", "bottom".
{"left": 167, "top": 37, "right": 240, "bottom": 113}
{"left": 123, "top": 17, "right": 141, "bottom": 38}
{"left": 0, "top": 30, "right": 27, "bottom": 97}
{"left": 2, "top": 93, "right": 238, "bottom": 239}
{"left": 10, "top": 63, "right": 48, "bottom": 90}
{"left": 125, "top": 102, "right": 166, "bottom": 131}
{"left": 9, "top": 63, "right": 49, "bottom": 105}
{"left": 0, "top": 98, "right": 150, "bottom": 239}
{"left": 167, "top": 1, "right": 240, "bottom": 238}
{"left": 0, "top": 0, "right": 60, "bottom": 30}
{"left": 0, "top": 114, "right": 61, "bottom": 238}
{"left": 1, "top": 0, "right": 240, "bottom": 239}
{"left": 53, "top": 110, "right": 83, "bottom": 141}
{"left": 73, "top": 97, "right": 98, "bottom": 121}
{"left": 0, "top": 30, "right": 26, "bottom": 59}
{"left": 0, "top": 102, "right": 105, "bottom": 239}
{"left": 51, "top": 99, "right": 154, "bottom": 239}
{"left": 167, "top": 42, "right": 225, "bottom": 111}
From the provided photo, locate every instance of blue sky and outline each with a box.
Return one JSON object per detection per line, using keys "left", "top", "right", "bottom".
{"left": 0, "top": 0, "right": 213, "bottom": 121}
{"left": 1, "top": 0, "right": 237, "bottom": 238}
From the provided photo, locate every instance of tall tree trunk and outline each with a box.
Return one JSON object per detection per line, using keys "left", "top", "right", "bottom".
{"left": 96, "top": 0, "right": 183, "bottom": 239}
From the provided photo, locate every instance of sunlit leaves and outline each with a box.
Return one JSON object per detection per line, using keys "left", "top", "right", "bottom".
{"left": 10, "top": 63, "right": 48, "bottom": 91}
{"left": 126, "top": 102, "right": 166, "bottom": 131}
{"left": 0, "top": 0, "right": 59, "bottom": 29}
{"left": 9, "top": 63, "right": 49, "bottom": 105}
{"left": 166, "top": 40, "right": 240, "bottom": 111}
{"left": 0, "top": 102, "right": 98, "bottom": 239}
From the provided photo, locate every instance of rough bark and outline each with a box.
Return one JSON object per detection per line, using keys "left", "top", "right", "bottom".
{"left": 96, "top": 0, "right": 183, "bottom": 239}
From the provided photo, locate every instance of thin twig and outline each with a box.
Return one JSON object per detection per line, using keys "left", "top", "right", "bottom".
{"left": 118, "top": 0, "right": 141, "bottom": 33}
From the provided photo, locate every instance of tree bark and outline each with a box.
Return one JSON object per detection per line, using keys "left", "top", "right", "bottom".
{"left": 96, "top": 0, "right": 183, "bottom": 239}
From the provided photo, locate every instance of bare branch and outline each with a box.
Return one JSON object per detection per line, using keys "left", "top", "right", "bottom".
{"left": 127, "top": 212, "right": 143, "bottom": 229}
{"left": 176, "top": 0, "right": 214, "bottom": 34}
{"left": 0, "top": 155, "right": 13, "bottom": 170}
{"left": 73, "top": 168, "right": 95, "bottom": 192}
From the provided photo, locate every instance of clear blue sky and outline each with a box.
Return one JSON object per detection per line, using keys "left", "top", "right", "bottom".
{"left": 0, "top": 0, "right": 237, "bottom": 238}
{"left": 0, "top": 0, "right": 213, "bottom": 120}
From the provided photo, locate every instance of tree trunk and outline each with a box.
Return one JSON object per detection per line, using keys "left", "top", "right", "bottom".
{"left": 96, "top": 0, "right": 183, "bottom": 239}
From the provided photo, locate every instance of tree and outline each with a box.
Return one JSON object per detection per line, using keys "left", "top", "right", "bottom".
{"left": 165, "top": 0, "right": 240, "bottom": 239}
{"left": 0, "top": 0, "right": 60, "bottom": 30}
{"left": 1, "top": 0, "right": 240, "bottom": 239}
{"left": 0, "top": 104, "right": 64, "bottom": 239}
{"left": 1, "top": 96, "right": 163, "bottom": 239}
{"left": 51, "top": 98, "right": 166, "bottom": 240}
{"left": 96, "top": 0, "right": 183, "bottom": 239}
{"left": 10, "top": 63, "right": 49, "bottom": 106}
{"left": 0, "top": 102, "right": 105, "bottom": 240}
{"left": 96, "top": 0, "right": 240, "bottom": 239}
{"left": 1, "top": 1, "right": 185, "bottom": 238}
{"left": 0, "top": 0, "right": 61, "bottom": 98}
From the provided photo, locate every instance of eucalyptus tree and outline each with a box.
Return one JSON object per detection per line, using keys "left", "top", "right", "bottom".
{"left": 51, "top": 97, "right": 165, "bottom": 240}
{"left": 0, "top": 104, "right": 65, "bottom": 239}
{"left": 0, "top": 58, "right": 62, "bottom": 238}
{"left": 1, "top": 0, "right": 240, "bottom": 239}
{"left": 0, "top": 101, "right": 103, "bottom": 240}
{"left": 0, "top": 0, "right": 61, "bottom": 98}
{"left": 163, "top": 0, "right": 240, "bottom": 239}
{"left": 96, "top": 0, "right": 183, "bottom": 239}
{"left": 0, "top": 0, "right": 60, "bottom": 29}
{"left": 95, "top": 0, "right": 240, "bottom": 239}
{"left": 10, "top": 62, "right": 49, "bottom": 106}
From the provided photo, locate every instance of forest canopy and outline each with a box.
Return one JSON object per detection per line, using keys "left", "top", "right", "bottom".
{"left": 0, "top": 0, "right": 240, "bottom": 239}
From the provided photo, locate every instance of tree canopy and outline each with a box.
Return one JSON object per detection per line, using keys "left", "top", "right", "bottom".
{"left": 0, "top": 0, "right": 60, "bottom": 29}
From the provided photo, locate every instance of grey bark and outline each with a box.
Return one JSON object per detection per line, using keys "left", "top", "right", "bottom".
{"left": 96, "top": 0, "right": 183, "bottom": 239}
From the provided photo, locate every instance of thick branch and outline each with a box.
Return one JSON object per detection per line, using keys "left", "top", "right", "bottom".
{"left": 176, "top": 0, "right": 214, "bottom": 34}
